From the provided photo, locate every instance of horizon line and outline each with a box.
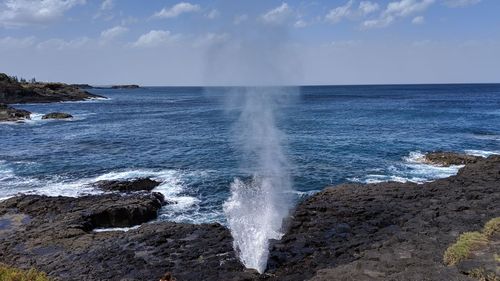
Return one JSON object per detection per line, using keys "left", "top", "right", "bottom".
{"left": 87, "top": 82, "right": 500, "bottom": 88}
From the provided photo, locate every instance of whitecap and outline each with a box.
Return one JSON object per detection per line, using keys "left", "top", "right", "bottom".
{"left": 53, "top": 97, "right": 111, "bottom": 104}
{"left": 0, "top": 167, "right": 204, "bottom": 220}
{"left": 349, "top": 151, "right": 463, "bottom": 185}
{"left": 464, "top": 149, "right": 500, "bottom": 157}
{"left": 402, "top": 151, "right": 426, "bottom": 164}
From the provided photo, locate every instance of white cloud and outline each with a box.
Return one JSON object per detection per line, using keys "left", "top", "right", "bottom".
{"left": 0, "top": 36, "right": 35, "bottom": 49}
{"left": 205, "top": 9, "right": 219, "bottom": 19}
{"left": 412, "top": 15, "right": 425, "bottom": 24}
{"left": 444, "top": 0, "right": 480, "bottom": 7}
{"left": 325, "top": 0, "right": 354, "bottom": 24}
{"left": 153, "top": 2, "right": 201, "bottom": 19}
{"left": 362, "top": 0, "right": 435, "bottom": 29}
{"left": 100, "top": 0, "right": 113, "bottom": 10}
{"left": 260, "top": 2, "right": 292, "bottom": 24}
{"left": 359, "top": 1, "right": 380, "bottom": 15}
{"left": 294, "top": 19, "right": 308, "bottom": 28}
{"left": 100, "top": 25, "right": 128, "bottom": 41}
{"left": 233, "top": 14, "right": 248, "bottom": 25}
{"left": 0, "top": 0, "right": 86, "bottom": 27}
{"left": 94, "top": 0, "right": 114, "bottom": 20}
{"left": 132, "top": 30, "right": 177, "bottom": 48}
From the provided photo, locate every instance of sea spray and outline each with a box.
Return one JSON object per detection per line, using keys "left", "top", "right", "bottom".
{"left": 223, "top": 87, "right": 294, "bottom": 273}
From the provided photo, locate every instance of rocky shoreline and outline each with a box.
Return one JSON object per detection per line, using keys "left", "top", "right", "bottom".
{"left": 0, "top": 153, "right": 498, "bottom": 280}
{"left": 0, "top": 72, "right": 106, "bottom": 122}
{"left": 0, "top": 73, "right": 104, "bottom": 105}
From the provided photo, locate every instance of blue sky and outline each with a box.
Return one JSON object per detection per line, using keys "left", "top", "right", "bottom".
{"left": 1, "top": 0, "right": 499, "bottom": 85}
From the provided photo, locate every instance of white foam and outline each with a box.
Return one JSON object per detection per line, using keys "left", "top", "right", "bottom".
{"left": 473, "top": 134, "right": 500, "bottom": 141}
{"left": 349, "top": 151, "right": 463, "bottom": 185}
{"left": 464, "top": 149, "right": 500, "bottom": 157}
{"left": 290, "top": 190, "right": 318, "bottom": 197}
{"left": 55, "top": 97, "right": 110, "bottom": 104}
{"left": 402, "top": 151, "right": 426, "bottom": 164}
{"left": 0, "top": 166, "right": 203, "bottom": 218}
{"left": 93, "top": 225, "right": 141, "bottom": 232}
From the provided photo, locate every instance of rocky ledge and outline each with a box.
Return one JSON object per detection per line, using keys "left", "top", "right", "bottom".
{"left": 110, "top": 84, "right": 140, "bottom": 89}
{"left": 267, "top": 154, "right": 500, "bottom": 280}
{"left": 42, "top": 112, "right": 73, "bottom": 120}
{"left": 0, "top": 191, "right": 252, "bottom": 281}
{"left": 422, "top": 151, "right": 481, "bottom": 166}
{"left": 94, "top": 178, "right": 162, "bottom": 192}
{"left": 0, "top": 103, "right": 31, "bottom": 122}
{"left": 0, "top": 73, "right": 104, "bottom": 104}
{"left": 0, "top": 153, "right": 498, "bottom": 281}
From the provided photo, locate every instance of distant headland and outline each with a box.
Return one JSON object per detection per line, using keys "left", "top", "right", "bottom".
{"left": 70, "top": 84, "right": 140, "bottom": 90}
{"left": 0, "top": 72, "right": 106, "bottom": 122}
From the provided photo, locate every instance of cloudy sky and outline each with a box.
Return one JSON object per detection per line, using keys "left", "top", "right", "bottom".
{"left": 1, "top": 0, "right": 499, "bottom": 85}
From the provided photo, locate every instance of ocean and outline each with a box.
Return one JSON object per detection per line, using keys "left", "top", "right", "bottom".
{"left": 1, "top": 84, "right": 499, "bottom": 224}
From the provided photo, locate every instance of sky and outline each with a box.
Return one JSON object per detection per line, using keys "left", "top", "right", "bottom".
{"left": 0, "top": 0, "right": 499, "bottom": 85}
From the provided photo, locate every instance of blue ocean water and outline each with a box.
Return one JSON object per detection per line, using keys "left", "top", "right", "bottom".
{"left": 1, "top": 84, "right": 499, "bottom": 223}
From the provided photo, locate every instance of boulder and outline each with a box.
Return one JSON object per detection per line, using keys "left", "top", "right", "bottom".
{"left": 93, "top": 178, "right": 162, "bottom": 192}
{"left": 42, "top": 112, "right": 73, "bottom": 119}
{"left": 0, "top": 103, "right": 31, "bottom": 122}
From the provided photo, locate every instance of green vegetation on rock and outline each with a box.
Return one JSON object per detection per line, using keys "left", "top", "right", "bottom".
{"left": 444, "top": 217, "right": 500, "bottom": 281}
{"left": 444, "top": 217, "right": 500, "bottom": 266}
{"left": 0, "top": 264, "right": 51, "bottom": 281}
{"left": 468, "top": 267, "right": 500, "bottom": 281}
{"left": 443, "top": 232, "right": 488, "bottom": 266}
{"left": 483, "top": 217, "right": 500, "bottom": 238}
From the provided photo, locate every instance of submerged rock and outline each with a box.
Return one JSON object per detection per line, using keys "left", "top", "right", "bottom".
{"left": 423, "top": 151, "right": 481, "bottom": 166}
{"left": 41, "top": 112, "right": 73, "bottom": 119}
{"left": 94, "top": 178, "right": 162, "bottom": 192}
{"left": 0, "top": 103, "right": 31, "bottom": 122}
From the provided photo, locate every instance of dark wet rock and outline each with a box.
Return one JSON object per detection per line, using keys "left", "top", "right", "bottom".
{"left": 0, "top": 103, "right": 31, "bottom": 122}
{"left": 94, "top": 178, "right": 162, "bottom": 192}
{"left": 0, "top": 155, "right": 498, "bottom": 281}
{"left": 0, "top": 192, "right": 256, "bottom": 281}
{"left": 0, "top": 72, "right": 105, "bottom": 104}
{"left": 424, "top": 151, "right": 481, "bottom": 166}
{"left": 267, "top": 155, "right": 500, "bottom": 281}
{"left": 41, "top": 112, "right": 73, "bottom": 119}
{"left": 110, "top": 85, "right": 140, "bottom": 89}
{"left": 0, "top": 193, "right": 165, "bottom": 232}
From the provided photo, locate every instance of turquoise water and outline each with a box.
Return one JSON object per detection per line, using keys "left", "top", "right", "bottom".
{"left": 1, "top": 84, "right": 499, "bottom": 223}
